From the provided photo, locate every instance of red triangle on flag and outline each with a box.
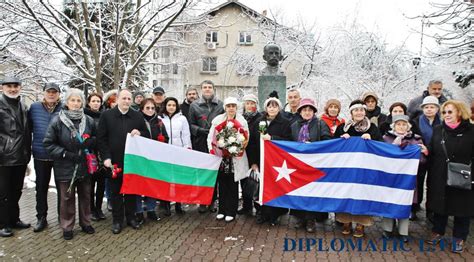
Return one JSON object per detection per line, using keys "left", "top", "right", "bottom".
{"left": 262, "top": 140, "right": 326, "bottom": 204}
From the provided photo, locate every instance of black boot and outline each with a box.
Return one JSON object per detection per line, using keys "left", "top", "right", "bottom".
{"left": 0, "top": 228, "right": 13, "bottom": 237}
{"left": 136, "top": 213, "right": 145, "bottom": 225}
{"left": 33, "top": 217, "right": 48, "bottom": 233}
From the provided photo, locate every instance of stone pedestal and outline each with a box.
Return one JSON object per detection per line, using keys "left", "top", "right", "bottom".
{"left": 257, "top": 75, "right": 286, "bottom": 110}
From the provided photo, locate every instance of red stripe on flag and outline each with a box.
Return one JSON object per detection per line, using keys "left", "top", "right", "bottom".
{"left": 120, "top": 173, "right": 215, "bottom": 205}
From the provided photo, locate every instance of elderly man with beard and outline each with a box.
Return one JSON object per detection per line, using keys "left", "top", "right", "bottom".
{"left": 28, "top": 83, "right": 63, "bottom": 232}
{"left": 98, "top": 89, "right": 149, "bottom": 234}
{"left": 188, "top": 80, "right": 224, "bottom": 213}
{"left": 0, "top": 77, "right": 32, "bottom": 237}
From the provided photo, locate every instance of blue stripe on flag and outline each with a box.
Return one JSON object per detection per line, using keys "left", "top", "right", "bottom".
{"left": 317, "top": 168, "right": 416, "bottom": 190}
{"left": 272, "top": 137, "right": 421, "bottom": 159}
{"left": 266, "top": 195, "right": 411, "bottom": 219}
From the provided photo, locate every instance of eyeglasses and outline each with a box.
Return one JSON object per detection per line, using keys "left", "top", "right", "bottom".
{"left": 441, "top": 110, "right": 453, "bottom": 115}
{"left": 144, "top": 106, "right": 155, "bottom": 110}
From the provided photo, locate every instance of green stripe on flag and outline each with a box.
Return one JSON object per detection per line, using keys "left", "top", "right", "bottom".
{"left": 124, "top": 154, "right": 218, "bottom": 187}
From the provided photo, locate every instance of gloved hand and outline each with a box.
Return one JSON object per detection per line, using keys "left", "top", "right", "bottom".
{"left": 199, "top": 127, "right": 210, "bottom": 135}
{"left": 65, "top": 151, "right": 83, "bottom": 163}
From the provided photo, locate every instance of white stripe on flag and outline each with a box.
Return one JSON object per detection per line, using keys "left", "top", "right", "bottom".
{"left": 125, "top": 134, "right": 221, "bottom": 170}
{"left": 287, "top": 182, "right": 413, "bottom": 206}
{"left": 290, "top": 152, "right": 419, "bottom": 175}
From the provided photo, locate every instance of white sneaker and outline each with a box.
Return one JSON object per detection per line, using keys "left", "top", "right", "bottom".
{"left": 225, "top": 216, "right": 234, "bottom": 222}
{"left": 216, "top": 214, "right": 225, "bottom": 220}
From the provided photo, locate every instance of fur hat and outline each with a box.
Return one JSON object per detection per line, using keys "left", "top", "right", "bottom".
{"left": 223, "top": 97, "right": 238, "bottom": 109}
{"left": 324, "top": 99, "right": 341, "bottom": 114}
{"left": 263, "top": 97, "right": 282, "bottom": 109}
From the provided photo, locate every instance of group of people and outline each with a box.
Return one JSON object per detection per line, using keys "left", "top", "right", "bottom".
{"left": 1, "top": 77, "right": 473, "bottom": 253}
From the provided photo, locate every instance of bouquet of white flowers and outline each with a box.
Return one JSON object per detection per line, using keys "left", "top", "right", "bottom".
{"left": 211, "top": 119, "right": 248, "bottom": 158}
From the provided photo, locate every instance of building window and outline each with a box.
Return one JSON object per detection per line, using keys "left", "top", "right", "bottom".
{"left": 162, "top": 47, "right": 171, "bottom": 58}
{"left": 153, "top": 49, "right": 159, "bottom": 59}
{"left": 202, "top": 57, "right": 217, "bottom": 72}
{"left": 239, "top": 32, "right": 252, "bottom": 44}
{"left": 172, "top": 63, "right": 178, "bottom": 74}
{"left": 153, "top": 64, "right": 160, "bottom": 74}
{"left": 205, "top": 31, "right": 218, "bottom": 43}
{"left": 161, "top": 64, "right": 170, "bottom": 74}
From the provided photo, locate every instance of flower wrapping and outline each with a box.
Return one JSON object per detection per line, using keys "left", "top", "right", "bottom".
{"left": 212, "top": 119, "right": 248, "bottom": 158}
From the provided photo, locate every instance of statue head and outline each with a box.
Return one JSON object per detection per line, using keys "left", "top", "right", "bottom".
{"left": 263, "top": 43, "right": 283, "bottom": 67}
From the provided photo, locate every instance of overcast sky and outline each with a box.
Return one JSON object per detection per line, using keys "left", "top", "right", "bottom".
{"left": 224, "top": 0, "right": 451, "bottom": 53}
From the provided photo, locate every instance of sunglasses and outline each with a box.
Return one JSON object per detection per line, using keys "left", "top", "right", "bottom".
{"left": 441, "top": 110, "right": 453, "bottom": 115}
{"left": 145, "top": 106, "right": 155, "bottom": 110}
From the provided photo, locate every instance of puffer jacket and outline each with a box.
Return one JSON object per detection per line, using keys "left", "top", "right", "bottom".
{"left": 159, "top": 112, "right": 191, "bottom": 148}
{"left": 0, "top": 94, "right": 31, "bottom": 166}
{"left": 188, "top": 96, "right": 224, "bottom": 153}
{"left": 43, "top": 112, "right": 96, "bottom": 181}
{"left": 28, "top": 101, "right": 62, "bottom": 160}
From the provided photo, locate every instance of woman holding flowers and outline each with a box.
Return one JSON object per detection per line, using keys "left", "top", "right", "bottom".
{"left": 256, "top": 97, "right": 292, "bottom": 226}
{"left": 207, "top": 97, "right": 249, "bottom": 222}
{"left": 43, "top": 88, "right": 97, "bottom": 240}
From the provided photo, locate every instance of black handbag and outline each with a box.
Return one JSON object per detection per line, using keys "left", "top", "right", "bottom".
{"left": 441, "top": 130, "right": 472, "bottom": 190}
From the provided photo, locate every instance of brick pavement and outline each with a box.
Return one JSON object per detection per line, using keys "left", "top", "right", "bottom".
{"left": 1, "top": 187, "right": 474, "bottom": 261}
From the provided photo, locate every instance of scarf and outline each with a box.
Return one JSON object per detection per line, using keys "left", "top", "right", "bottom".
{"left": 43, "top": 99, "right": 59, "bottom": 113}
{"left": 243, "top": 111, "right": 257, "bottom": 121}
{"left": 59, "top": 108, "right": 86, "bottom": 137}
{"left": 343, "top": 117, "right": 371, "bottom": 133}
{"left": 388, "top": 130, "right": 413, "bottom": 145}
{"left": 418, "top": 114, "right": 440, "bottom": 145}
{"left": 367, "top": 106, "right": 383, "bottom": 126}
{"left": 297, "top": 120, "right": 311, "bottom": 142}
{"left": 321, "top": 114, "right": 344, "bottom": 135}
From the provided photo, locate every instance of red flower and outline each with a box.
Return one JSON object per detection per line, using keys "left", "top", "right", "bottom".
{"left": 201, "top": 115, "right": 207, "bottom": 121}
{"left": 112, "top": 164, "right": 122, "bottom": 179}
{"left": 157, "top": 134, "right": 166, "bottom": 142}
{"left": 82, "top": 134, "right": 90, "bottom": 140}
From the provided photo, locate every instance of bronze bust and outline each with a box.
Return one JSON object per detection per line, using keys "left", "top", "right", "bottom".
{"left": 261, "top": 43, "right": 284, "bottom": 76}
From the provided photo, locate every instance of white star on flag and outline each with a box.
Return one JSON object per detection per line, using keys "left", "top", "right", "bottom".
{"left": 273, "top": 160, "right": 296, "bottom": 183}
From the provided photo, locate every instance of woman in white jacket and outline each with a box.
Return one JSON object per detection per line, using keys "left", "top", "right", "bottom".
{"left": 207, "top": 97, "right": 249, "bottom": 222}
{"left": 158, "top": 97, "right": 192, "bottom": 215}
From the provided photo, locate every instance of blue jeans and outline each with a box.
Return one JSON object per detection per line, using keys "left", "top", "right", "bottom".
{"left": 136, "top": 196, "right": 157, "bottom": 213}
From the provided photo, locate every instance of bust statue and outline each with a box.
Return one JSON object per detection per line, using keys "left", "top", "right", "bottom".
{"left": 261, "top": 43, "right": 284, "bottom": 76}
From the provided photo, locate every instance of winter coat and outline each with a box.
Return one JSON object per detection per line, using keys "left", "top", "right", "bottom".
{"left": 407, "top": 90, "right": 448, "bottom": 119}
{"left": 97, "top": 107, "right": 149, "bottom": 168}
{"left": 334, "top": 121, "right": 383, "bottom": 141}
{"left": 142, "top": 113, "right": 169, "bottom": 143}
{"left": 379, "top": 114, "right": 422, "bottom": 137}
{"left": 43, "top": 113, "right": 96, "bottom": 181}
{"left": 412, "top": 114, "right": 441, "bottom": 145}
{"left": 321, "top": 113, "right": 345, "bottom": 136}
{"left": 254, "top": 112, "right": 292, "bottom": 169}
{"left": 0, "top": 94, "right": 31, "bottom": 166}
{"left": 207, "top": 113, "right": 249, "bottom": 181}
{"left": 188, "top": 96, "right": 224, "bottom": 153}
{"left": 180, "top": 100, "right": 192, "bottom": 120}
{"left": 291, "top": 115, "right": 331, "bottom": 142}
{"left": 28, "top": 101, "right": 62, "bottom": 160}
{"left": 282, "top": 108, "right": 299, "bottom": 125}
{"left": 244, "top": 112, "right": 262, "bottom": 167}
{"left": 159, "top": 112, "right": 190, "bottom": 148}
{"left": 366, "top": 106, "right": 387, "bottom": 128}
{"left": 383, "top": 132, "right": 426, "bottom": 164}
{"left": 426, "top": 120, "right": 474, "bottom": 217}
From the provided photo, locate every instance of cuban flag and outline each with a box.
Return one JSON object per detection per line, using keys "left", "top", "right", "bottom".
{"left": 260, "top": 138, "right": 421, "bottom": 219}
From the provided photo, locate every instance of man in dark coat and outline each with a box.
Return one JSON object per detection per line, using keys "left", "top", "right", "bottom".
{"left": 180, "top": 87, "right": 199, "bottom": 120}
{"left": 97, "top": 89, "right": 149, "bottom": 234}
{"left": 28, "top": 83, "right": 62, "bottom": 232}
{"left": 362, "top": 91, "right": 387, "bottom": 128}
{"left": 408, "top": 80, "right": 448, "bottom": 119}
{"left": 188, "top": 80, "right": 224, "bottom": 213}
{"left": 0, "top": 77, "right": 32, "bottom": 237}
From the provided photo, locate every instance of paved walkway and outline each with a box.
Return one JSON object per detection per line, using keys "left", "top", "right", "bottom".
{"left": 1, "top": 187, "right": 474, "bottom": 261}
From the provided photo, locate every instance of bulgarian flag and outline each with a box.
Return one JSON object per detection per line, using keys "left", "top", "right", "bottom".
{"left": 121, "top": 134, "right": 222, "bottom": 205}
